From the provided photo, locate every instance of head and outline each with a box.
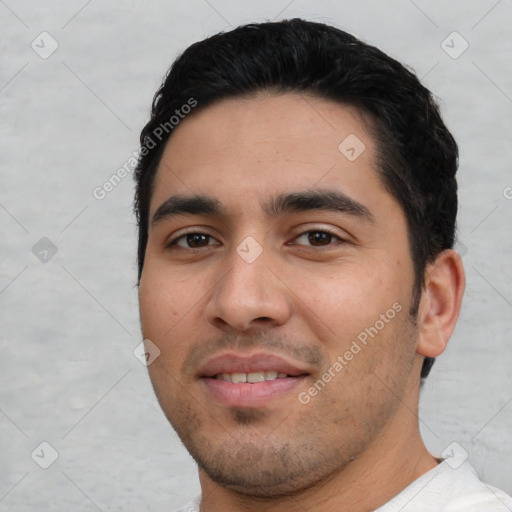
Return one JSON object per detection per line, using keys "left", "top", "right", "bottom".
{"left": 134, "top": 19, "right": 464, "bottom": 498}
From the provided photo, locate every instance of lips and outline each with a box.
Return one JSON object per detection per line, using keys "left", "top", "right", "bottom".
{"left": 198, "top": 352, "right": 310, "bottom": 408}
{"left": 198, "top": 352, "right": 310, "bottom": 379}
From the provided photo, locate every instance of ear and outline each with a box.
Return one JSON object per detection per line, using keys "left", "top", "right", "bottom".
{"left": 416, "top": 249, "right": 466, "bottom": 358}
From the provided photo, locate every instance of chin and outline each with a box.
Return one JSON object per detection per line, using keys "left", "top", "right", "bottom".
{"left": 183, "top": 428, "right": 353, "bottom": 498}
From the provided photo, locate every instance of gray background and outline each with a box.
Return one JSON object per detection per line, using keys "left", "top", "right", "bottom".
{"left": 1, "top": 0, "right": 511, "bottom": 510}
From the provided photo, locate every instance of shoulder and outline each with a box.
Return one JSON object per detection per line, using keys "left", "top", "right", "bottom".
{"left": 377, "top": 461, "right": 512, "bottom": 512}
{"left": 171, "top": 496, "right": 201, "bottom": 512}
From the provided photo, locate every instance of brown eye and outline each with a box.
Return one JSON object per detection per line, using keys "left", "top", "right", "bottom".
{"left": 308, "top": 231, "right": 332, "bottom": 246}
{"left": 295, "top": 230, "right": 343, "bottom": 247}
{"left": 168, "top": 233, "right": 217, "bottom": 249}
{"left": 185, "top": 233, "right": 210, "bottom": 248}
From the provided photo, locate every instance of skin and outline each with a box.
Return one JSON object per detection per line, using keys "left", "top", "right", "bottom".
{"left": 138, "top": 93, "right": 465, "bottom": 512}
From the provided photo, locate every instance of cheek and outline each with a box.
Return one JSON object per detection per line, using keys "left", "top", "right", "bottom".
{"left": 139, "top": 264, "right": 197, "bottom": 336}
{"left": 139, "top": 277, "right": 198, "bottom": 383}
{"left": 293, "top": 262, "right": 400, "bottom": 339}
{"left": 138, "top": 259, "right": 220, "bottom": 360}
{"left": 139, "top": 270, "right": 196, "bottom": 393}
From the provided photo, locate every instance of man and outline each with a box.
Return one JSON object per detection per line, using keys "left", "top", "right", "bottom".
{"left": 133, "top": 19, "right": 512, "bottom": 511}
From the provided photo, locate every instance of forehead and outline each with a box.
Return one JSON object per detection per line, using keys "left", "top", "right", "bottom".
{"left": 150, "top": 93, "right": 392, "bottom": 220}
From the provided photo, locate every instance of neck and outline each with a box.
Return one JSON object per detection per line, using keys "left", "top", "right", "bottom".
{"left": 197, "top": 402, "right": 438, "bottom": 512}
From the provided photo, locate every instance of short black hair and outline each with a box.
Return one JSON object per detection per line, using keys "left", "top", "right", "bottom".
{"left": 133, "top": 18, "right": 459, "bottom": 379}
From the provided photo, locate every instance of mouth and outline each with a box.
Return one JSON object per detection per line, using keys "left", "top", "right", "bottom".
{"left": 213, "top": 371, "right": 291, "bottom": 383}
{"left": 198, "top": 352, "right": 310, "bottom": 408}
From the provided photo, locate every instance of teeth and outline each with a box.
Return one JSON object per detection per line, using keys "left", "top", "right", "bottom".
{"left": 231, "top": 373, "right": 247, "bottom": 383}
{"left": 247, "top": 372, "right": 266, "bottom": 383}
{"left": 216, "top": 371, "right": 287, "bottom": 382}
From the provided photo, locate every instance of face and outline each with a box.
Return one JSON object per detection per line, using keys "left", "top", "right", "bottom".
{"left": 138, "top": 93, "right": 421, "bottom": 497}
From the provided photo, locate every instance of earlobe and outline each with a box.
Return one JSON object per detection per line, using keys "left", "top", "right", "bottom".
{"left": 416, "top": 249, "right": 466, "bottom": 358}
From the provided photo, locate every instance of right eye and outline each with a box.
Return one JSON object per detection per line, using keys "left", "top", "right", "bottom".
{"left": 166, "top": 232, "right": 220, "bottom": 249}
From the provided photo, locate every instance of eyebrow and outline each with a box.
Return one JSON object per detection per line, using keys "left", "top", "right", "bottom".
{"left": 264, "top": 189, "right": 375, "bottom": 223}
{"left": 150, "top": 189, "right": 375, "bottom": 227}
{"left": 151, "top": 194, "right": 224, "bottom": 226}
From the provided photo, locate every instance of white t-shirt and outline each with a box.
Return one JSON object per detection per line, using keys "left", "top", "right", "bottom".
{"left": 171, "top": 461, "right": 512, "bottom": 512}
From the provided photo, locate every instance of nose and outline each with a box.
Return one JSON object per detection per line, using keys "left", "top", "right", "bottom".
{"left": 205, "top": 244, "right": 293, "bottom": 333}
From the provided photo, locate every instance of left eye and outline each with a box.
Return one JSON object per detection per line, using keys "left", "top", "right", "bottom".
{"left": 294, "top": 230, "right": 343, "bottom": 247}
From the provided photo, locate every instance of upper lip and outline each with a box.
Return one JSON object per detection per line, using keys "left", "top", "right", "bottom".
{"left": 198, "top": 352, "right": 310, "bottom": 378}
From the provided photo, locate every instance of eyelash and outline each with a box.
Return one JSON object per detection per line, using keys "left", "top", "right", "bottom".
{"left": 166, "top": 228, "right": 345, "bottom": 250}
